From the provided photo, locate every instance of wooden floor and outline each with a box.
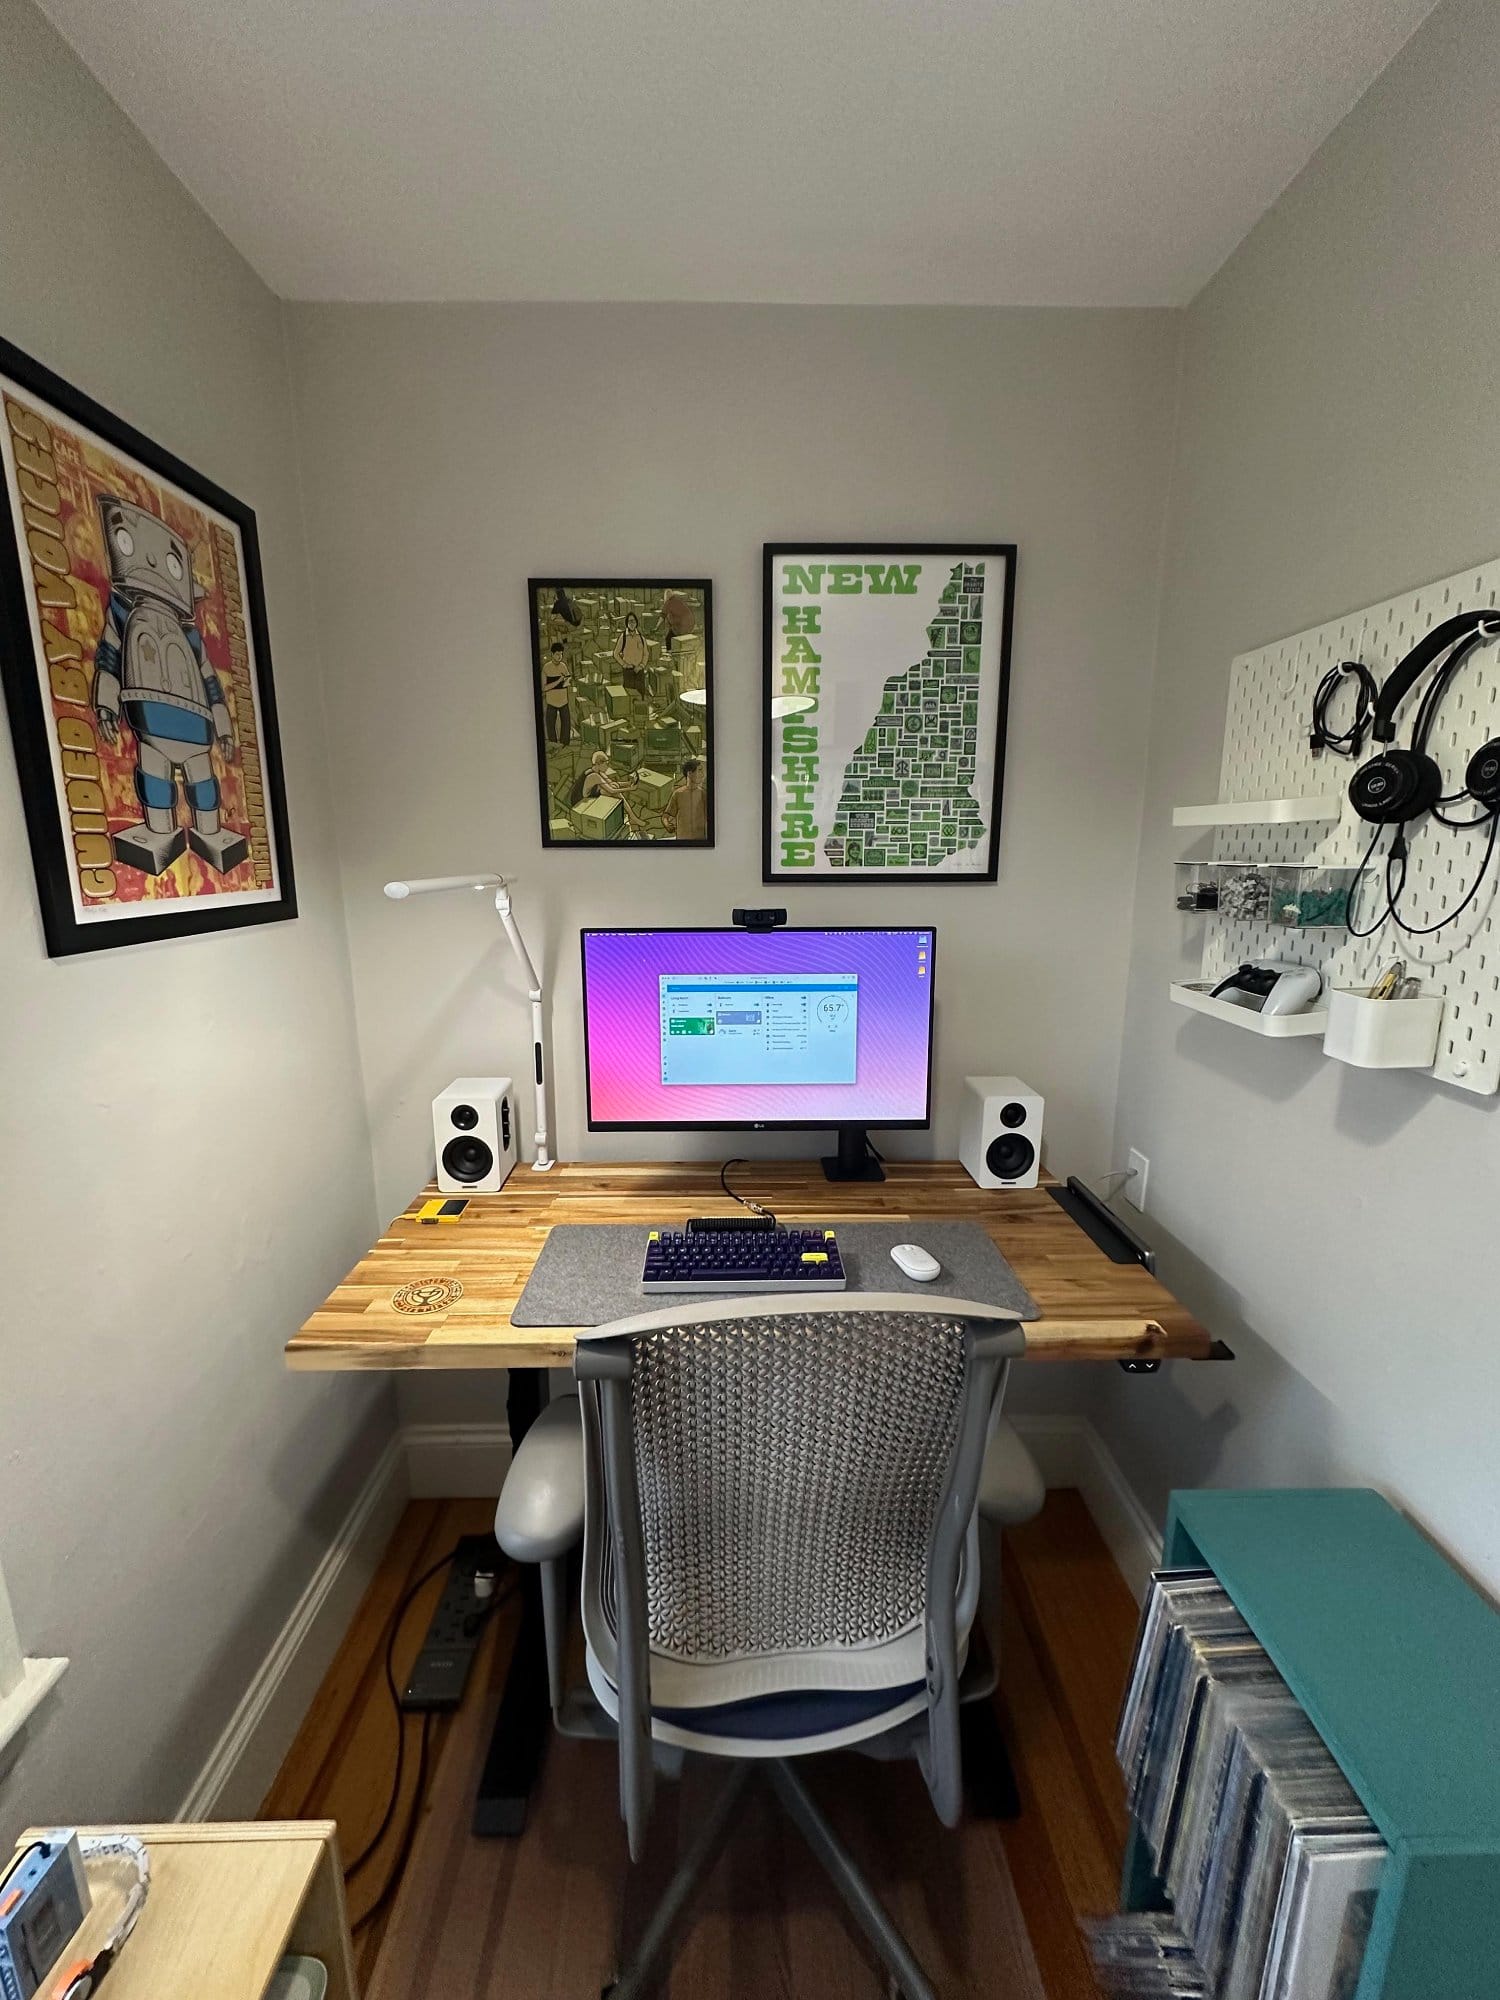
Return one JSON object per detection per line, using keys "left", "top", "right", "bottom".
{"left": 261, "top": 1491, "right": 1139, "bottom": 1998}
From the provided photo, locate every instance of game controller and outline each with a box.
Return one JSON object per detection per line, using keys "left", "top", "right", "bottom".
{"left": 1209, "top": 960, "right": 1323, "bottom": 1015}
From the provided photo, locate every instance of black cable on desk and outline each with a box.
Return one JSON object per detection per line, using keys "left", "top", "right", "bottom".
{"left": 719, "top": 1157, "right": 777, "bottom": 1226}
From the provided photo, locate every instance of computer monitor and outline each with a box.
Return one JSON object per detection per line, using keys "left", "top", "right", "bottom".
{"left": 580, "top": 925, "right": 935, "bottom": 1182}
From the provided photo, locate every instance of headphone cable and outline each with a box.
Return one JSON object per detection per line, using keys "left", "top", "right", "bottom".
{"left": 1345, "top": 822, "right": 1396, "bottom": 939}
{"left": 1310, "top": 659, "right": 1378, "bottom": 759}
{"left": 1384, "top": 810, "right": 1500, "bottom": 938}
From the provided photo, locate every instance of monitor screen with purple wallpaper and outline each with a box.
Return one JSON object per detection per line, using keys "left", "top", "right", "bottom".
{"left": 580, "top": 928, "right": 935, "bottom": 1146}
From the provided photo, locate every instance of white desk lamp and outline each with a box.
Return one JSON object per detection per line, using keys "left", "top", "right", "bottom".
{"left": 383, "top": 872, "right": 555, "bottom": 1171}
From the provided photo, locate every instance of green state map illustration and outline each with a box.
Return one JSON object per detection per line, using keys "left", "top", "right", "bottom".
{"left": 824, "top": 561, "right": 987, "bottom": 869}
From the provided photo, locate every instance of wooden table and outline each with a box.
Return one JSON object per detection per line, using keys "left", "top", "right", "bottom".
{"left": 287, "top": 1160, "right": 1210, "bottom": 1372}
{"left": 15, "top": 1822, "right": 356, "bottom": 2000}
{"left": 286, "top": 1160, "right": 1213, "bottom": 1843}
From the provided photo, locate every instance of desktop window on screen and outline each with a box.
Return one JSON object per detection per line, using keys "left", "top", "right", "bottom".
{"left": 581, "top": 928, "right": 933, "bottom": 1128}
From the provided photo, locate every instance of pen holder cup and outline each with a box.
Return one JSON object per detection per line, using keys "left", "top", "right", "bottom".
{"left": 1323, "top": 988, "right": 1443, "bottom": 1069}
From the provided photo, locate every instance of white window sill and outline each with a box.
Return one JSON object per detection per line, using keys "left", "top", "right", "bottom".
{"left": 0, "top": 1657, "right": 68, "bottom": 1762}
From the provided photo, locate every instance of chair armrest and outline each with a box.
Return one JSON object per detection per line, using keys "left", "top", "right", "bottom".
{"left": 978, "top": 1416, "right": 1045, "bottom": 1527}
{"left": 494, "top": 1393, "right": 585, "bottom": 1563}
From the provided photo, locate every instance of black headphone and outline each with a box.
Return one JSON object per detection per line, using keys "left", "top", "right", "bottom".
{"left": 1466, "top": 736, "right": 1500, "bottom": 810}
{"left": 1349, "top": 611, "right": 1500, "bottom": 824}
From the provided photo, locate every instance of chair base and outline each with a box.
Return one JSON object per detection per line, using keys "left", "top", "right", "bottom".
{"left": 604, "top": 1759, "right": 938, "bottom": 2000}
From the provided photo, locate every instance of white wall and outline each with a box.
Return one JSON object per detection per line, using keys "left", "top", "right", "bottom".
{"left": 0, "top": 0, "right": 391, "bottom": 1835}
{"left": 1101, "top": 0, "right": 1500, "bottom": 1591}
{"left": 286, "top": 300, "right": 1182, "bottom": 1422}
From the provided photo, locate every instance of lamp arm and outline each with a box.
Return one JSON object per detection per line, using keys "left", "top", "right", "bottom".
{"left": 494, "top": 886, "right": 554, "bottom": 1171}
{"left": 494, "top": 886, "right": 541, "bottom": 996}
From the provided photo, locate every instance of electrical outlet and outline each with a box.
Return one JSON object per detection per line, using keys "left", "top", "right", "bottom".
{"left": 1126, "top": 1148, "right": 1149, "bottom": 1211}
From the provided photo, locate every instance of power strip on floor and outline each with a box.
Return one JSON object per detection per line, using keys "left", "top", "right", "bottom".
{"left": 400, "top": 1532, "right": 503, "bottom": 1713}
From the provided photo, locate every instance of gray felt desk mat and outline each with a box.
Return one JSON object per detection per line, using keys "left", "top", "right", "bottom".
{"left": 511, "top": 1219, "right": 1039, "bottom": 1326}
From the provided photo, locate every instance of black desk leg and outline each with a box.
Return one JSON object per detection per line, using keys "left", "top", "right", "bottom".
{"left": 473, "top": 1365, "right": 551, "bottom": 1837}
{"left": 961, "top": 1700, "right": 1022, "bottom": 1820}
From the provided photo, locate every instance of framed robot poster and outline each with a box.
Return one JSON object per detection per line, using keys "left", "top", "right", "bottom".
{"left": 0, "top": 336, "right": 295, "bottom": 956}
{"left": 762, "top": 543, "right": 1016, "bottom": 883}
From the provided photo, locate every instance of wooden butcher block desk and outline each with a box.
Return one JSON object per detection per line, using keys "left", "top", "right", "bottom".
{"left": 287, "top": 1159, "right": 1211, "bottom": 1373}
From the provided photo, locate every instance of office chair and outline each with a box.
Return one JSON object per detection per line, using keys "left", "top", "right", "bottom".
{"left": 496, "top": 1294, "right": 1041, "bottom": 2000}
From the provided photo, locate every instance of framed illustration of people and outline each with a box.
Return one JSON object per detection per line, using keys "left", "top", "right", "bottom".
{"left": 527, "top": 577, "right": 714, "bottom": 847}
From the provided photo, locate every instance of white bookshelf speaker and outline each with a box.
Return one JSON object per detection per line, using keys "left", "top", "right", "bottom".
{"left": 959, "top": 1075, "right": 1044, "bottom": 1189}
{"left": 433, "top": 1076, "right": 516, "bottom": 1193}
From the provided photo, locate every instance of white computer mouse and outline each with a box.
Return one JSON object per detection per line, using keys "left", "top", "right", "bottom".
{"left": 891, "top": 1242, "right": 941, "bottom": 1282}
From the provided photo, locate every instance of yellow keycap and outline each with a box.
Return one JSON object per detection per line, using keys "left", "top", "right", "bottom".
{"left": 648, "top": 1230, "right": 660, "bottom": 1241}
{"left": 824, "top": 1229, "right": 837, "bottom": 1239}
{"left": 801, "top": 1252, "right": 829, "bottom": 1263}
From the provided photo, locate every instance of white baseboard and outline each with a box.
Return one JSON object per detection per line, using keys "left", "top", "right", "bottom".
{"left": 178, "top": 1410, "right": 1152, "bottom": 1822}
{"left": 1012, "top": 1414, "right": 1164, "bottom": 1603}
{"left": 178, "top": 1432, "right": 409, "bottom": 1821}
{"left": 178, "top": 1422, "right": 512, "bottom": 1820}
{"left": 404, "top": 1423, "right": 512, "bottom": 1499}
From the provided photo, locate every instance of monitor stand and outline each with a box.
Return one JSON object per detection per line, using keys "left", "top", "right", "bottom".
{"left": 821, "top": 1128, "right": 885, "bottom": 1183}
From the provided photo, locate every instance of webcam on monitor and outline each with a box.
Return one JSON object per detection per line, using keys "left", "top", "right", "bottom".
{"left": 731, "top": 907, "right": 787, "bottom": 930}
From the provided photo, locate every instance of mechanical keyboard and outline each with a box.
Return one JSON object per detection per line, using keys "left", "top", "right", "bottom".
{"left": 640, "top": 1226, "right": 848, "bottom": 1292}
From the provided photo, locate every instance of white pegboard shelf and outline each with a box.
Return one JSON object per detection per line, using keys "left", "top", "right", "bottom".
{"left": 1172, "top": 795, "right": 1344, "bottom": 828}
{"left": 1170, "top": 982, "right": 1329, "bottom": 1037}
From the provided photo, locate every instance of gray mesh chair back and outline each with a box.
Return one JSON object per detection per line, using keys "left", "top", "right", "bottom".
{"left": 574, "top": 1292, "right": 1025, "bottom": 1858}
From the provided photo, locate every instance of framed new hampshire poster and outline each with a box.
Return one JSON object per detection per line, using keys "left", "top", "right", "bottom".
{"left": 0, "top": 336, "right": 295, "bottom": 956}
{"left": 762, "top": 543, "right": 1015, "bottom": 884}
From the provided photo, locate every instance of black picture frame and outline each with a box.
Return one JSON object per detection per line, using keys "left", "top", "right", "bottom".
{"left": 527, "top": 576, "right": 715, "bottom": 849}
{"left": 0, "top": 335, "right": 296, "bottom": 955}
{"left": 762, "top": 542, "right": 1016, "bottom": 884}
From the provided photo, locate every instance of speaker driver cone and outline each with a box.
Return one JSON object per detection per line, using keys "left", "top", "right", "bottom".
{"left": 442, "top": 1134, "right": 495, "bottom": 1184}
{"left": 985, "top": 1132, "right": 1035, "bottom": 1181}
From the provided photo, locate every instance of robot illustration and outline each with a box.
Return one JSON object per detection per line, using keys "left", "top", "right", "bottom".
{"left": 91, "top": 496, "right": 248, "bottom": 876}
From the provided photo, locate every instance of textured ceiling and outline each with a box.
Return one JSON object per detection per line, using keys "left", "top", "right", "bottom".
{"left": 36, "top": 0, "right": 1437, "bottom": 305}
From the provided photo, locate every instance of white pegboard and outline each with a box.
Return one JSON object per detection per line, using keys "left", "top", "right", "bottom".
{"left": 1193, "top": 557, "right": 1500, "bottom": 1095}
